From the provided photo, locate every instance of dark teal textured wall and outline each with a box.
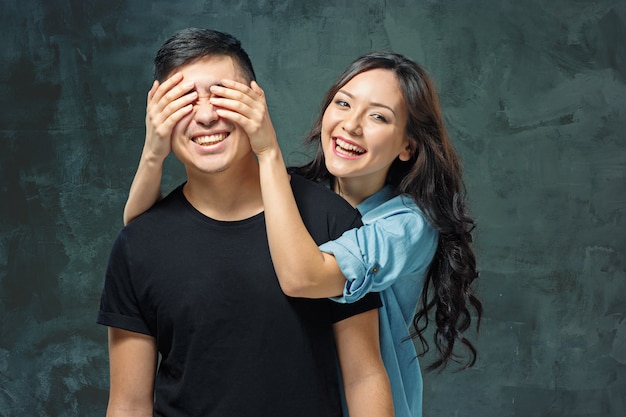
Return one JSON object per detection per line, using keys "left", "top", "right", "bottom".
{"left": 1, "top": 0, "right": 624, "bottom": 415}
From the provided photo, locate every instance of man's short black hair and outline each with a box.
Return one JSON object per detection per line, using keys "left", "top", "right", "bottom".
{"left": 153, "top": 28, "right": 256, "bottom": 83}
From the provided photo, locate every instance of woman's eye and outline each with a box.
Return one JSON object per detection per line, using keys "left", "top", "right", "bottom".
{"left": 334, "top": 99, "right": 349, "bottom": 107}
{"left": 372, "top": 114, "right": 388, "bottom": 123}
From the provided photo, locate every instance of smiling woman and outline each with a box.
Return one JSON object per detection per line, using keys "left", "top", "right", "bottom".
{"left": 320, "top": 68, "right": 412, "bottom": 206}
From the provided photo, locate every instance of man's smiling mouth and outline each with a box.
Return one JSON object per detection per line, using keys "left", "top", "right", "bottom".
{"left": 192, "top": 133, "right": 229, "bottom": 146}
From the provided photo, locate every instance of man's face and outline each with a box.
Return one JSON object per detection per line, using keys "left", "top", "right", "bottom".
{"left": 170, "top": 55, "right": 252, "bottom": 176}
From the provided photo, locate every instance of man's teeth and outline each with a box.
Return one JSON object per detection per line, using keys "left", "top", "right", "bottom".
{"left": 335, "top": 138, "right": 365, "bottom": 155}
{"left": 193, "top": 133, "right": 228, "bottom": 145}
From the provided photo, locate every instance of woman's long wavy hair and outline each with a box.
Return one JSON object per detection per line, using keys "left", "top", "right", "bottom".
{"left": 292, "top": 51, "right": 483, "bottom": 371}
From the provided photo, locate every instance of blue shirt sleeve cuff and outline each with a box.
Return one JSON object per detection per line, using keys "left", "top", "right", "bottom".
{"left": 320, "top": 239, "right": 378, "bottom": 304}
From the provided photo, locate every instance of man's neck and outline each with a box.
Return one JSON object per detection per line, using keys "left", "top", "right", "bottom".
{"left": 183, "top": 163, "right": 263, "bottom": 221}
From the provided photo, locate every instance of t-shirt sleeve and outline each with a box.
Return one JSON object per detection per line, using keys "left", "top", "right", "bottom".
{"left": 96, "top": 232, "right": 152, "bottom": 336}
{"left": 320, "top": 200, "right": 438, "bottom": 304}
{"left": 330, "top": 291, "right": 382, "bottom": 323}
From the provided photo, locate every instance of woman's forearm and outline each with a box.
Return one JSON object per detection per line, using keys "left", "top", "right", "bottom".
{"left": 256, "top": 147, "right": 347, "bottom": 298}
{"left": 123, "top": 147, "right": 165, "bottom": 225}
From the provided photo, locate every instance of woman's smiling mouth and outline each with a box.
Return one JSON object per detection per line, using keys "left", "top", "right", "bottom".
{"left": 334, "top": 137, "right": 366, "bottom": 157}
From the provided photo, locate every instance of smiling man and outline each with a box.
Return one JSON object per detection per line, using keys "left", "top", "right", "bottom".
{"left": 97, "top": 28, "right": 392, "bottom": 417}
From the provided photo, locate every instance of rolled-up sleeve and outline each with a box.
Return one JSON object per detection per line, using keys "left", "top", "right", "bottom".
{"left": 97, "top": 232, "right": 152, "bottom": 336}
{"left": 320, "top": 196, "right": 438, "bottom": 304}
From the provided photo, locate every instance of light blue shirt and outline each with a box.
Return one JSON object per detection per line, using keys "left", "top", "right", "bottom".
{"left": 320, "top": 185, "right": 438, "bottom": 417}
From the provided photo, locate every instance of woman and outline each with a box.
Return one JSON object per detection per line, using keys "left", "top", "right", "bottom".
{"left": 126, "top": 51, "right": 482, "bottom": 417}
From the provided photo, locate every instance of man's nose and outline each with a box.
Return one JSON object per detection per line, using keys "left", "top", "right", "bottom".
{"left": 193, "top": 98, "right": 219, "bottom": 126}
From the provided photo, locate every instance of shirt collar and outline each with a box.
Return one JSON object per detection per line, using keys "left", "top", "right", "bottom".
{"left": 356, "top": 185, "right": 395, "bottom": 216}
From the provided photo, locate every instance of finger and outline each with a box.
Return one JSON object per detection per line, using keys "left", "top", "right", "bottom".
{"left": 214, "top": 101, "right": 269, "bottom": 137}
{"left": 151, "top": 73, "right": 192, "bottom": 107}
{"left": 158, "top": 103, "right": 194, "bottom": 134}
{"left": 162, "top": 91, "right": 197, "bottom": 120}
{"left": 150, "top": 79, "right": 196, "bottom": 121}
{"left": 152, "top": 72, "right": 182, "bottom": 101}
{"left": 218, "top": 78, "right": 252, "bottom": 93}
{"left": 212, "top": 80, "right": 264, "bottom": 107}
{"left": 147, "top": 80, "right": 159, "bottom": 103}
{"left": 209, "top": 96, "right": 256, "bottom": 120}
{"left": 148, "top": 90, "right": 196, "bottom": 134}
{"left": 210, "top": 84, "right": 267, "bottom": 116}
{"left": 250, "top": 81, "right": 265, "bottom": 98}
{"left": 214, "top": 107, "right": 253, "bottom": 130}
{"left": 160, "top": 80, "right": 195, "bottom": 108}
{"left": 210, "top": 84, "right": 252, "bottom": 104}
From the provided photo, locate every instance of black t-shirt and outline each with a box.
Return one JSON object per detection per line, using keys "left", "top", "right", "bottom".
{"left": 98, "top": 174, "right": 381, "bottom": 416}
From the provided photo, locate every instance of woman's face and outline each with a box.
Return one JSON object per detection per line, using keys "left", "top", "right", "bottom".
{"left": 321, "top": 68, "right": 411, "bottom": 196}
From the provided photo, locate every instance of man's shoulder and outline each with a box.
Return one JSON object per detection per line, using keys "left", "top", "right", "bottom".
{"left": 122, "top": 184, "right": 186, "bottom": 234}
{"left": 290, "top": 174, "right": 353, "bottom": 211}
{"left": 289, "top": 174, "right": 361, "bottom": 243}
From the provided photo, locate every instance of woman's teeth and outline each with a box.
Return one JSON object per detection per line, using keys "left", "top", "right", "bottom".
{"left": 335, "top": 138, "right": 365, "bottom": 156}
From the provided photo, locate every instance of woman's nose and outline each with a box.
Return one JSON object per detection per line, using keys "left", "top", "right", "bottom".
{"left": 342, "top": 113, "right": 362, "bottom": 136}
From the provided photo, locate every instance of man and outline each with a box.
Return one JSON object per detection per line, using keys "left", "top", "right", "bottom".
{"left": 97, "top": 28, "right": 393, "bottom": 416}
